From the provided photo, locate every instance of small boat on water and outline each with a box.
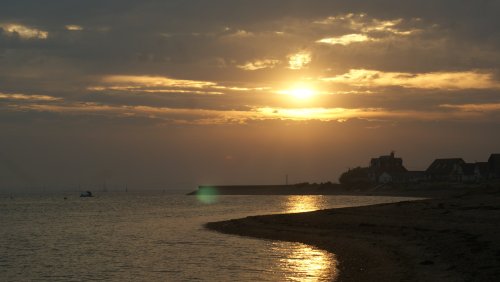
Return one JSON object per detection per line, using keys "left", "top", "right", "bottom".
{"left": 80, "top": 191, "right": 93, "bottom": 197}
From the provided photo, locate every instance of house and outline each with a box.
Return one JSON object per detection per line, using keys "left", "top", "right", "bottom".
{"left": 426, "top": 158, "right": 465, "bottom": 182}
{"left": 377, "top": 171, "right": 426, "bottom": 184}
{"left": 475, "top": 162, "right": 490, "bottom": 180}
{"left": 368, "top": 152, "right": 408, "bottom": 183}
{"left": 340, "top": 152, "right": 500, "bottom": 186}
{"left": 488, "top": 154, "right": 500, "bottom": 179}
{"left": 460, "top": 163, "right": 479, "bottom": 183}
{"left": 370, "top": 151, "right": 405, "bottom": 170}
{"left": 405, "top": 171, "right": 427, "bottom": 183}
{"left": 378, "top": 172, "right": 393, "bottom": 184}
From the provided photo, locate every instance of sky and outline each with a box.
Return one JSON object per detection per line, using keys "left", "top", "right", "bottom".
{"left": 1, "top": 0, "right": 500, "bottom": 192}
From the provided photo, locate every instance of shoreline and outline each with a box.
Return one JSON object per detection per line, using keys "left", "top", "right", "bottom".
{"left": 206, "top": 187, "right": 500, "bottom": 281}
{"left": 188, "top": 183, "right": 485, "bottom": 198}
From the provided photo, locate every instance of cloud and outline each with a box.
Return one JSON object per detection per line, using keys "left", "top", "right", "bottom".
{"left": 102, "top": 75, "right": 216, "bottom": 89}
{"left": 88, "top": 75, "right": 270, "bottom": 97}
{"left": 0, "top": 92, "right": 61, "bottom": 101}
{"left": 0, "top": 23, "right": 48, "bottom": 39}
{"left": 314, "top": 13, "right": 420, "bottom": 36}
{"left": 317, "top": 33, "right": 372, "bottom": 45}
{"left": 322, "top": 69, "right": 500, "bottom": 90}
{"left": 288, "top": 51, "right": 312, "bottom": 70}
{"left": 440, "top": 103, "right": 500, "bottom": 112}
{"left": 256, "top": 107, "right": 369, "bottom": 121}
{"left": 0, "top": 0, "right": 499, "bottom": 126}
{"left": 90, "top": 75, "right": 224, "bottom": 95}
{"left": 0, "top": 100, "right": 402, "bottom": 124}
{"left": 361, "top": 18, "right": 417, "bottom": 35}
{"left": 225, "top": 29, "right": 254, "bottom": 38}
{"left": 65, "top": 25, "right": 84, "bottom": 31}
{"left": 237, "top": 59, "right": 281, "bottom": 71}
{"left": 8, "top": 101, "right": 254, "bottom": 125}
{"left": 314, "top": 13, "right": 421, "bottom": 49}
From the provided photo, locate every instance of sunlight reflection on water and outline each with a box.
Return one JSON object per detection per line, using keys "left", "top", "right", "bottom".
{"left": 284, "top": 195, "right": 327, "bottom": 213}
{"left": 272, "top": 242, "right": 337, "bottom": 281}
{"left": 278, "top": 196, "right": 338, "bottom": 281}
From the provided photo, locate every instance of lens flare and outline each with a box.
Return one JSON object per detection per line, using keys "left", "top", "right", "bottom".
{"left": 196, "top": 187, "right": 219, "bottom": 204}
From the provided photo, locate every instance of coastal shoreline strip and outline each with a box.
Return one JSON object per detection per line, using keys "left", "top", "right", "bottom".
{"left": 205, "top": 187, "right": 500, "bottom": 281}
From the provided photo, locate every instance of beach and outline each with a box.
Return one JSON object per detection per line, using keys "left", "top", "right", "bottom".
{"left": 206, "top": 186, "right": 500, "bottom": 281}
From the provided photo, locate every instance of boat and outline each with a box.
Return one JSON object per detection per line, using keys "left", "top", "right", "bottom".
{"left": 80, "top": 191, "right": 93, "bottom": 197}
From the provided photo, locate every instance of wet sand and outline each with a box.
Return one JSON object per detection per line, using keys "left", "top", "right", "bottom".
{"left": 206, "top": 186, "right": 500, "bottom": 281}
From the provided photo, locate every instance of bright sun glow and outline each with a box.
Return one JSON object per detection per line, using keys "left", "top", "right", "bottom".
{"left": 279, "top": 86, "right": 316, "bottom": 100}
{"left": 290, "top": 88, "right": 314, "bottom": 99}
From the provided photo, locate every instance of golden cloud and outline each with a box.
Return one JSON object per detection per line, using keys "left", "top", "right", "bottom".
{"left": 227, "top": 29, "right": 254, "bottom": 37}
{"left": 0, "top": 23, "right": 48, "bottom": 39}
{"left": 90, "top": 75, "right": 268, "bottom": 95}
{"left": 0, "top": 92, "right": 61, "bottom": 101}
{"left": 14, "top": 102, "right": 252, "bottom": 124}
{"left": 322, "top": 69, "right": 500, "bottom": 90}
{"left": 288, "top": 51, "right": 312, "bottom": 70}
{"left": 10, "top": 98, "right": 499, "bottom": 124}
{"left": 65, "top": 25, "right": 84, "bottom": 31}
{"left": 14, "top": 101, "right": 372, "bottom": 124}
{"left": 103, "top": 75, "right": 216, "bottom": 88}
{"left": 361, "top": 18, "right": 413, "bottom": 34}
{"left": 87, "top": 86, "right": 224, "bottom": 95}
{"left": 255, "top": 107, "right": 369, "bottom": 121}
{"left": 315, "top": 13, "right": 419, "bottom": 39}
{"left": 237, "top": 59, "right": 281, "bottom": 71}
{"left": 313, "top": 13, "right": 362, "bottom": 25}
{"left": 440, "top": 103, "right": 500, "bottom": 112}
{"left": 91, "top": 75, "right": 222, "bottom": 95}
{"left": 317, "top": 34, "right": 373, "bottom": 45}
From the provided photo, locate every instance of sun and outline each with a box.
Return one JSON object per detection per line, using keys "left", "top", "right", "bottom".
{"left": 290, "top": 88, "right": 314, "bottom": 99}
{"left": 279, "top": 85, "right": 317, "bottom": 101}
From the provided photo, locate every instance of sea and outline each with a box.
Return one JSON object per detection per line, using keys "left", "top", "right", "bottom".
{"left": 0, "top": 192, "right": 419, "bottom": 281}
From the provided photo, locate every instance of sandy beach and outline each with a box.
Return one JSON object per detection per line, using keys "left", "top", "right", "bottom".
{"left": 206, "top": 186, "right": 500, "bottom": 281}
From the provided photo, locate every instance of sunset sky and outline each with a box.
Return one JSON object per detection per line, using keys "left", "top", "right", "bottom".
{"left": 1, "top": 0, "right": 499, "bottom": 191}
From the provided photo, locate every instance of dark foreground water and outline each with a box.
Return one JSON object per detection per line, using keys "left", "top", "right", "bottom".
{"left": 0, "top": 192, "right": 419, "bottom": 281}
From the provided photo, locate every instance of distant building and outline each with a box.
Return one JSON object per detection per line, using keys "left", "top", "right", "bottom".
{"left": 426, "top": 158, "right": 465, "bottom": 182}
{"left": 405, "top": 171, "right": 427, "bottom": 183}
{"left": 339, "top": 152, "right": 500, "bottom": 185}
{"left": 475, "top": 162, "right": 490, "bottom": 180}
{"left": 460, "top": 163, "right": 478, "bottom": 183}
{"left": 370, "top": 151, "right": 404, "bottom": 170}
{"left": 488, "top": 154, "right": 500, "bottom": 179}
{"left": 375, "top": 171, "right": 427, "bottom": 184}
{"left": 367, "top": 151, "right": 408, "bottom": 183}
{"left": 377, "top": 172, "right": 393, "bottom": 184}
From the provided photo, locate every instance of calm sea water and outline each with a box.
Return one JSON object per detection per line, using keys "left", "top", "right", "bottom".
{"left": 0, "top": 192, "right": 418, "bottom": 281}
